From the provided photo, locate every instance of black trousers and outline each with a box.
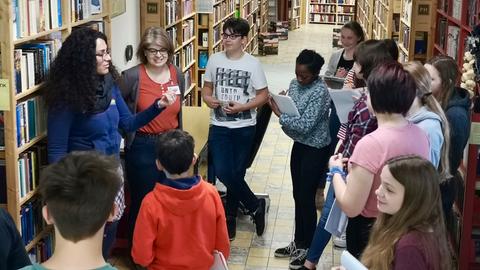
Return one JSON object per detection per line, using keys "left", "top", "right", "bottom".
{"left": 291, "top": 142, "right": 330, "bottom": 249}
{"left": 346, "top": 215, "right": 376, "bottom": 258}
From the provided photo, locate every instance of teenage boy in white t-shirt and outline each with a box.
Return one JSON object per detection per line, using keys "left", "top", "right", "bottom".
{"left": 202, "top": 17, "right": 269, "bottom": 241}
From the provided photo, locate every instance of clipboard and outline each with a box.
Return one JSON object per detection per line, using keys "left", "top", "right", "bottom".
{"left": 270, "top": 92, "right": 300, "bottom": 116}
{"left": 322, "top": 76, "right": 345, "bottom": 89}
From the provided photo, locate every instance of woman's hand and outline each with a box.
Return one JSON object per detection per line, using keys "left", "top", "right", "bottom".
{"left": 157, "top": 92, "right": 175, "bottom": 108}
{"left": 268, "top": 97, "right": 281, "bottom": 117}
{"left": 329, "top": 153, "right": 348, "bottom": 170}
{"left": 203, "top": 95, "right": 221, "bottom": 109}
{"left": 278, "top": 89, "right": 288, "bottom": 96}
{"left": 223, "top": 101, "right": 245, "bottom": 114}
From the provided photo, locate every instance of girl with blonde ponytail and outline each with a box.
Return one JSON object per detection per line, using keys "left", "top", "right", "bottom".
{"left": 404, "top": 61, "right": 451, "bottom": 181}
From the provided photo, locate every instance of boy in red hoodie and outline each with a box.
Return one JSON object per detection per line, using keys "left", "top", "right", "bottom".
{"left": 132, "top": 130, "right": 230, "bottom": 269}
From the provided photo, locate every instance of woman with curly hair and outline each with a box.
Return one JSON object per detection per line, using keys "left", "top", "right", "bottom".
{"left": 361, "top": 155, "right": 451, "bottom": 270}
{"left": 44, "top": 27, "right": 173, "bottom": 258}
{"left": 118, "top": 27, "right": 185, "bottom": 242}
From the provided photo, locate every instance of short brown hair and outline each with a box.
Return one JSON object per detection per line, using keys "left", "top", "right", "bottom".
{"left": 367, "top": 61, "right": 416, "bottom": 115}
{"left": 353, "top": 40, "right": 393, "bottom": 80}
{"left": 137, "top": 26, "right": 175, "bottom": 64}
{"left": 39, "top": 151, "right": 121, "bottom": 242}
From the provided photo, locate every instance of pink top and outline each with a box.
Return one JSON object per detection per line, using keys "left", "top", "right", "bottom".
{"left": 349, "top": 122, "right": 429, "bottom": 217}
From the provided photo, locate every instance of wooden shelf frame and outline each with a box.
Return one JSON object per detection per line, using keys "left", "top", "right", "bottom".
{"left": 310, "top": 0, "right": 356, "bottom": 25}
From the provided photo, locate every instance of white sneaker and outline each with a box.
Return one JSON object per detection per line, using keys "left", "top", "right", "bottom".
{"left": 333, "top": 233, "right": 346, "bottom": 248}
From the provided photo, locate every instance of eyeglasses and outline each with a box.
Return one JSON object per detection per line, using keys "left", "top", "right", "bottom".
{"left": 146, "top": 48, "right": 169, "bottom": 56}
{"left": 221, "top": 33, "right": 242, "bottom": 40}
{"left": 95, "top": 49, "right": 111, "bottom": 59}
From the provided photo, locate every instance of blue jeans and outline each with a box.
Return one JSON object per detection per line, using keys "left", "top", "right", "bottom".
{"left": 306, "top": 183, "right": 335, "bottom": 263}
{"left": 208, "top": 125, "right": 259, "bottom": 216}
{"left": 125, "top": 135, "right": 166, "bottom": 241}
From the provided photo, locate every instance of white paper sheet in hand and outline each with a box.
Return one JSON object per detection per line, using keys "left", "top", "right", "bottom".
{"left": 271, "top": 93, "right": 300, "bottom": 116}
{"left": 328, "top": 88, "right": 362, "bottom": 123}
{"left": 341, "top": 250, "right": 368, "bottom": 270}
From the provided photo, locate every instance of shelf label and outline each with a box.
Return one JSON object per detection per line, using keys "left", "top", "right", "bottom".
{"left": 0, "top": 79, "right": 10, "bottom": 111}
{"left": 470, "top": 122, "right": 480, "bottom": 145}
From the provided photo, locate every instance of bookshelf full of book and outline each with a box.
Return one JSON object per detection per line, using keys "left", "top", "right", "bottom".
{"left": 289, "top": 0, "right": 301, "bottom": 29}
{"left": 0, "top": 0, "right": 111, "bottom": 263}
{"left": 433, "top": 0, "right": 479, "bottom": 66}
{"left": 140, "top": 0, "right": 198, "bottom": 106}
{"left": 259, "top": 0, "right": 269, "bottom": 33}
{"left": 397, "top": 0, "right": 435, "bottom": 62}
{"left": 309, "top": 0, "right": 356, "bottom": 25}
{"left": 356, "top": 0, "right": 373, "bottom": 37}
{"left": 241, "top": 0, "right": 260, "bottom": 54}
{"left": 371, "top": 0, "right": 401, "bottom": 40}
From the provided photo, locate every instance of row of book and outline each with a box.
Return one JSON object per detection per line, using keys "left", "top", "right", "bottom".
{"left": 183, "top": 91, "right": 196, "bottom": 106}
{"left": 309, "top": 14, "right": 336, "bottom": 23}
{"left": 182, "top": 44, "right": 195, "bottom": 70}
{"left": 165, "top": 0, "right": 180, "bottom": 26}
{"left": 184, "top": 68, "right": 193, "bottom": 92}
{"left": 173, "top": 52, "right": 181, "bottom": 68}
{"left": 183, "top": 19, "right": 195, "bottom": 43}
{"left": 16, "top": 96, "right": 48, "bottom": 148}
{"left": 213, "top": 1, "right": 235, "bottom": 25}
{"left": 18, "top": 144, "right": 48, "bottom": 200}
{"left": 167, "top": 28, "right": 178, "bottom": 48}
{"left": 20, "top": 198, "right": 45, "bottom": 245}
{"left": 337, "top": 15, "right": 354, "bottom": 24}
{"left": 71, "top": 0, "right": 103, "bottom": 22}
{"left": 12, "top": 0, "right": 62, "bottom": 39}
{"left": 183, "top": 0, "right": 194, "bottom": 17}
{"left": 0, "top": 160, "right": 6, "bottom": 204}
{"left": 14, "top": 37, "right": 62, "bottom": 94}
{"left": 310, "top": 5, "right": 336, "bottom": 13}
{"left": 28, "top": 233, "right": 54, "bottom": 263}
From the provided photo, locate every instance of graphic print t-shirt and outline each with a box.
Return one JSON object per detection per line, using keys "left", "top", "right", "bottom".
{"left": 204, "top": 52, "right": 268, "bottom": 128}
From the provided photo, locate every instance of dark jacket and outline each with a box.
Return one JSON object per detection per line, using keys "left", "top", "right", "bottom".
{"left": 48, "top": 85, "right": 164, "bottom": 163}
{"left": 0, "top": 209, "right": 31, "bottom": 270}
{"left": 118, "top": 64, "right": 185, "bottom": 149}
{"left": 446, "top": 87, "right": 471, "bottom": 175}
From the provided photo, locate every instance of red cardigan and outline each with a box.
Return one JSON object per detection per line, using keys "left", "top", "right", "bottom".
{"left": 132, "top": 178, "right": 230, "bottom": 270}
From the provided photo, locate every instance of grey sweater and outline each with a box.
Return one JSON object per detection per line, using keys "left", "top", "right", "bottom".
{"left": 279, "top": 78, "right": 331, "bottom": 149}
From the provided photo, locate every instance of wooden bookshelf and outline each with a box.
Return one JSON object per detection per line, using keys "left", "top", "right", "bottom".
{"left": 241, "top": 0, "right": 260, "bottom": 54}
{"left": 140, "top": 0, "right": 198, "bottom": 106}
{"left": 432, "top": 0, "right": 479, "bottom": 66}
{"left": 371, "top": 0, "right": 401, "bottom": 40}
{"left": 259, "top": 0, "right": 269, "bottom": 33}
{"left": 289, "top": 0, "right": 301, "bottom": 29}
{"left": 356, "top": 0, "right": 373, "bottom": 38}
{"left": 397, "top": 0, "right": 435, "bottom": 62}
{"left": 0, "top": 0, "right": 112, "bottom": 260}
{"left": 310, "top": 0, "right": 356, "bottom": 25}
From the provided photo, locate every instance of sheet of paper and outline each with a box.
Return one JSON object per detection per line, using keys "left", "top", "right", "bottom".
{"left": 328, "top": 88, "right": 362, "bottom": 123}
{"left": 270, "top": 92, "right": 300, "bottom": 117}
{"left": 341, "top": 250, "right": 368, "bottom": 270}
{"left": 0, "top": 79, "right": 10, "bottom": 111}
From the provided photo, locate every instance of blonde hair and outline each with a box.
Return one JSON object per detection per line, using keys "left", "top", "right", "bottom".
{"left": 137, "top": 27, "right": 174, "bottom": 64}
{"left": 403, "top": 61, "right": 451, "bottom": 181}
{"left": 361, "top": 156, "right": 451, "bottom": 270}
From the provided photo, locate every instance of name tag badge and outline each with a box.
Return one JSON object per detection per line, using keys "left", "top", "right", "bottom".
{"left": 168, "top": 85, "right": 181, "bottom": 95}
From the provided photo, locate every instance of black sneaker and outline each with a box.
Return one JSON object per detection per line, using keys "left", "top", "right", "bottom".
{"left": 274, "top": 241, "right": 296, "bottom": 258}
{"left": 289, "top": 248, "right": 308, "bottom": 270}
{"left": 253, "top": 198, "right": 267, "bottom": 236}
{"left": 227, "top": 216, "right": 236, "bottom": 241}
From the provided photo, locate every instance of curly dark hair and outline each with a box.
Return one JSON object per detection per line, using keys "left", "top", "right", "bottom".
{"left": 43, "top": 27, "right": 119, "bottom": 111}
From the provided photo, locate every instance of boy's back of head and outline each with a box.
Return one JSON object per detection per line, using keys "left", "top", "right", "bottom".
{"left": 155, "top": 130, "right": 195, "bottom": 175}
{"left": 39, "top": 151, "right": 121, "bottom": 242}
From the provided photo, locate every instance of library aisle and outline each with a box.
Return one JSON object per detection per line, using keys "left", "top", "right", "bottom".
{"left": 111, "top": 23, "right": 342, "bottom": 270}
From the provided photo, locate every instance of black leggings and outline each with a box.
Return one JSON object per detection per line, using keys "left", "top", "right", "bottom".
{"left": 290, "top": 142, "right": 330, "bottom": 249}
{"left": 346, "top": 215, "right": 376, "bottom": 258}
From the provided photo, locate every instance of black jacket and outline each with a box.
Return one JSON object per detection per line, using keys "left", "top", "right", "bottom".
{"left": 0, "top": 209, "right": 31, "bottom": 270}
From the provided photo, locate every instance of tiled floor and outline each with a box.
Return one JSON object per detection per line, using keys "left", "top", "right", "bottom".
{"left": 111, "top": 23, "right": 343, "bottom": 270}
